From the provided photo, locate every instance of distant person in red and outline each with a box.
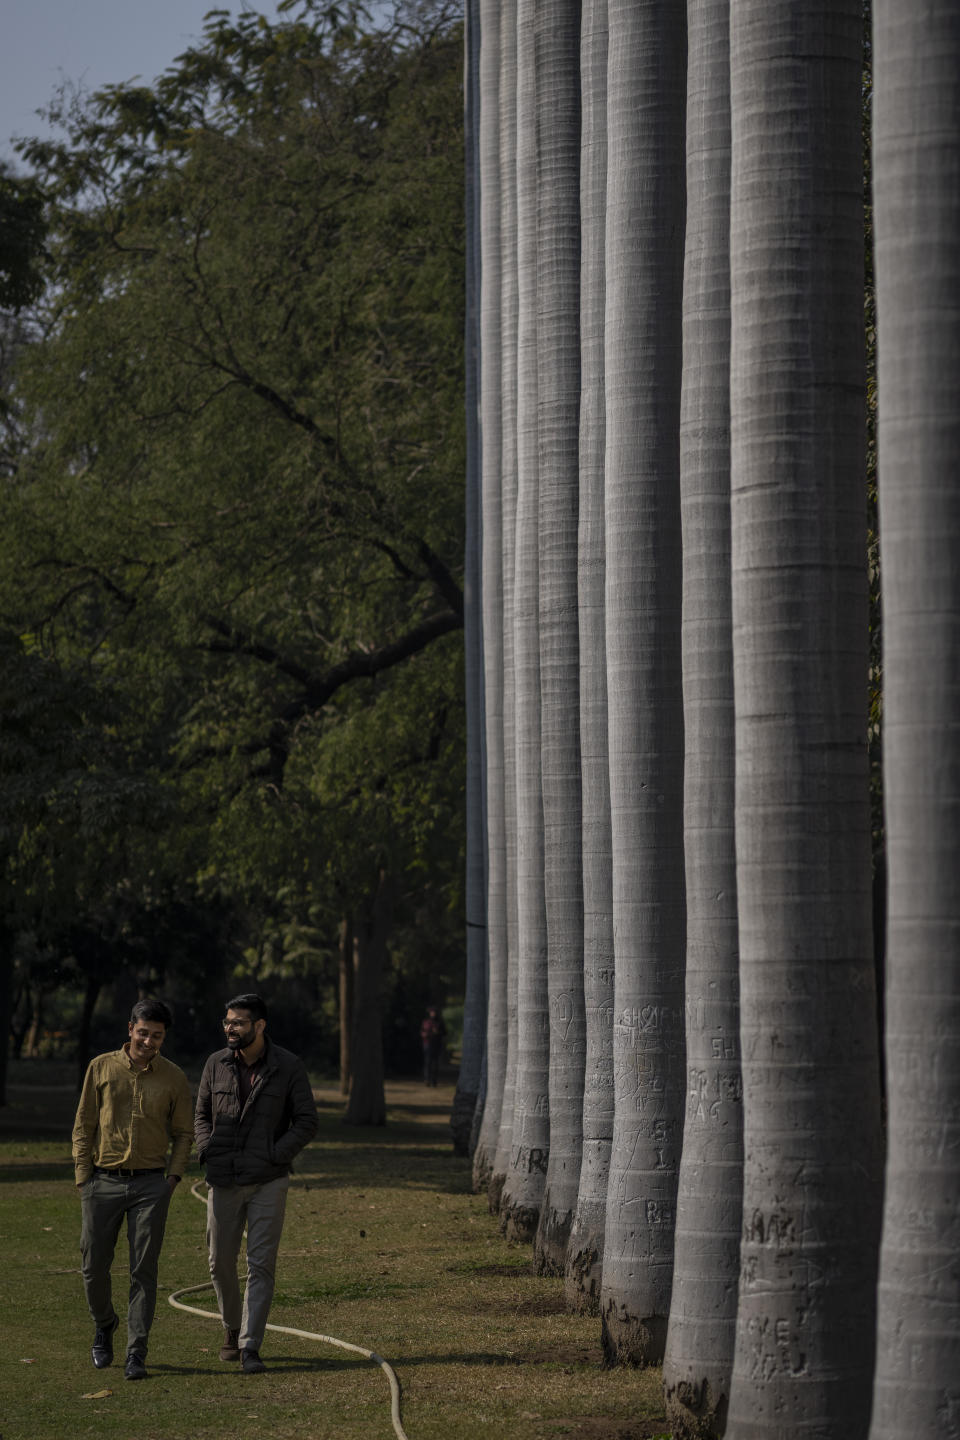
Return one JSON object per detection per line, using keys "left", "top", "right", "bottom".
{"left": 419, "top": 1005, "right": 446, "bottom": 1087}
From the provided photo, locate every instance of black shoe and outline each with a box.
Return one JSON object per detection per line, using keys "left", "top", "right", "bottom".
{"left": 220, "top": 1327, "right": 241, "bottom": 1361}
{"left": 241, "top": 1348, "right": 266, "bottom": 1374}
{"left": 91, "top": 1315, "right": 119, "bottom": 1369}
{"left": 124, "top": 1351, "right": 148, "bottom": 1381}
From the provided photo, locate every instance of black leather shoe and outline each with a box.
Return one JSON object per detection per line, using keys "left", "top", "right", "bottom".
{"left": 241, "top": 1348, "right": 266, "bottom": 1374}
{"left": 124, "top": 1352, "right": 148, "bottom": 1381}
{"left": 91, "top": 1315, "right": 119, "bottom": 1369}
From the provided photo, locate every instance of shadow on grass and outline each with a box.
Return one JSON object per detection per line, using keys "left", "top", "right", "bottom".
{"left": 152, "top": 1348, "right": 598, "bottom": 1375}
{"left": 315, "top": 1096, "right": 455, "bottom": 1122}
{"left": 0, "top": 1160, "right": 74, "bottom": 1183}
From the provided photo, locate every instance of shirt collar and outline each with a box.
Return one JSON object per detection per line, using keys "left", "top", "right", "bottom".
{"left": 121, "top": 1043, "right": 154, "bottom": 1072}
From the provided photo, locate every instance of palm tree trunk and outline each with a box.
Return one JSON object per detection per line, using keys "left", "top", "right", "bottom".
{"left": 869, "top": 3, "right": 960, "bottom": 1434}
{"left": 600, "top": 0, "right": 687, "bottom": 1368}
{"left": 533, "top": 0, "right": 586, "bottom": 1277}
{"left": 453, "top": 0, "right": 489, "bottom": 1159}
{"left": 472, "top": 0, "right": 507, "bottom": 1194}
{"left": 726, "top": 3, "right": 883, "bottom": 1432}
{"left": 498, "top": 0, "right": 550, "bottom": 1245}
{"left": 565, "top": 0, "right": 613, "bottom": 1317}
{"left": 662, "top": 1, "right": 741, "bottom": 1433}
{"left": 488, "top": 0, "right": 522, "bottom": 1213}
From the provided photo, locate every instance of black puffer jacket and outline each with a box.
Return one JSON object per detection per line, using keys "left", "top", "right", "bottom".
{"left": 195, "top": 1037, "right": 318, "bottom": 1187}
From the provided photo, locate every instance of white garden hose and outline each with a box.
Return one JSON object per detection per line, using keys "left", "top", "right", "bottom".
{"left": 168, "top": 1179, "right": 409, "bottom": 1440}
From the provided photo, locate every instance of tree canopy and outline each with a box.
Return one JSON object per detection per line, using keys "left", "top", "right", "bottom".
{"left": 0, "top": 0, "right": 467, "bottom": 1081}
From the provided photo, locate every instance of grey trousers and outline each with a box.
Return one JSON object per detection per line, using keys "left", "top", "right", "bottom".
{"left": 206, "top": 1175, "right": 290, "bottom": 1352}
{"left": 79, "top": 1170, "right": 171, "bottom": 1357}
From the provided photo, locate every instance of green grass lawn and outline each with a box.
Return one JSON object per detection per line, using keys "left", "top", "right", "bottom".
{"left": 0, "top": 1068, "right": 668, "bottom": 1440}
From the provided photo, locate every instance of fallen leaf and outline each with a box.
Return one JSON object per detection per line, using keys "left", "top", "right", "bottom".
{"left": 81, "top": 1389, "right": 113, "bottom": 1399}
{"left": 20, "top": 1358, "right": 38, "bottom": 1364}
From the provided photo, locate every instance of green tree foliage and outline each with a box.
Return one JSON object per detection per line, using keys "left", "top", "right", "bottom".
{"left": 0, "top": 1, "right": 467, "bottom": 1077}
{"left": 0, "top": 629, "right": 164, "bottom": 1097}
{"left": 0, "top": 166, "right": 46, "bottom": 311}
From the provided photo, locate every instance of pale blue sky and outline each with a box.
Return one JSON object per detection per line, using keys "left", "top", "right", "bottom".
{"left": 2, "top": 1, "right": 286, "bottom": 164}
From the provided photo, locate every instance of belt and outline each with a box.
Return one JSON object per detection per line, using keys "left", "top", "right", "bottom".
{"left": 93, "top": 1166, "right": 166, "bottom": 1178}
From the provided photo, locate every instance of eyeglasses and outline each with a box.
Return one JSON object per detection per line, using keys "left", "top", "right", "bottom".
{"left": 222, "top": 1021, "right": 247, "bottom": 1031}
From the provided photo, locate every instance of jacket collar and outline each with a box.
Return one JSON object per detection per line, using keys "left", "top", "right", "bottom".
{"left": 224, "top": 1033, "right": 274, "bottom": 1072}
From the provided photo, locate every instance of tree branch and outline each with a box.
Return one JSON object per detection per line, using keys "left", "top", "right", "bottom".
{"left": 199, "top": 614, "right": 313, "bottom": 686}
{"left": 294, "top": 607, "right": 462, "bottom": 720}
{"left": 186, "top": 606, "right": 463, "bottom": 788}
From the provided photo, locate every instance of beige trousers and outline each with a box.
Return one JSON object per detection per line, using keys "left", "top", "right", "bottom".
{"left": 205, "top": 1174, "right": 290, "bottom": 1352}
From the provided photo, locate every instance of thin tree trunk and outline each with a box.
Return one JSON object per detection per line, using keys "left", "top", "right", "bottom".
{"left": 566, "top": 0, "right": 613, "bottom": 1318}
{"left": 534, "top": 0, "right": 586, "bottom": 1277}
{"left": 662, "top": 0, "right": 741, "bottom": 1433}
{"left": 472, "top": 0, "right": 507, "bottom": 1194}
{"left": 76, "top": 974, "right": 102, "bottom": 1095}
{"left": 489, "top": 0, "right": 522, "bottom": 1216}
{"left": 869, "top": 3, "right": 960, "bottom": 1433}
{"left": 453, "top": 0, "right": 489, "bottom": 1158}
{"left": 600, "top": 0, "right": 687, "bottom": 1368}
{"left": 499, "top": 0, "right": 550, "bottom": 1245}
{"left": 0, "top": 926, "right": 12, "bottom": 1105}
{"left": 339, "top": 914, "right": 354, "bottom": 1097}
{"left": 344, "top": 871, "right": 393, "bottom": 1127}
{"left": 24, "top": 988, "right": 44, "bottom": 1059}
{"left": 726, "top": 3, "right": 883, "bottom": 1433}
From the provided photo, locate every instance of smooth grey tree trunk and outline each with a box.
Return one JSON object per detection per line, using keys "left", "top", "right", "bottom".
{"left": 725, "top": 3, "right": 883, "bottom": 1434}
{"left": 488, "top": 0, "right": 522, "bottom": 1214}
{"left": 662, "top": 1, "right": 741, "bottom": 1434}
{"left": 600, "top": 0, "right": 687, "bottom": 1368}
{"left": 472, "top": 0, "right": 506, "bottom": 1194}
{"left": 565, "top": 0, "right": 613, "bottom": 1318}
{"left": 453, "top": 0, "right": 488, "bottom": 1158}
{"left": 499, "top": 0, "right": 550, "bottom": 1245}
{"left": 869, "top": 4, "right": 960, "bottom": 1435}
{"left": 533, "top": 0, "right": 585, "bottom": 1278}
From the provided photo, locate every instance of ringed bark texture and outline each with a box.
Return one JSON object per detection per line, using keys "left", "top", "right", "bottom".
{"left": 499, "top": 0, "right": 550, "bottom": 1246}
{"left": 453, "top": 0, "right": 488, "bottom": 1159}
{"left": 472, "top": 0, "right": 506, "bottom": 1196}
{"left": 726, "top": 4, "right": 883, "bottom": 1435}
{"left": 662, "top": 0, "right": 741, "bottom": 1433}
{"left": 566, "top": 0, "right": 613, "bottom": 1318}
{"left": 869, "top": 4, "right": 960, "bottom": 1435}
{"left": 533, "top": 0, "right": 586, "bottom": 1278}
{"left": 488, "top": 0, "right": 521, "bottom": 1213}
{"left": 600, "top": 0, "right": 687, "bottom": 1367}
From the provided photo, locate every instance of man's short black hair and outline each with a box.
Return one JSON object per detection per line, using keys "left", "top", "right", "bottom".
{"left": 130, "top": 998, "right": 173, "bottom": 1029}
{"left": 224, "top": 993, "right": 267, "bottom": 1024}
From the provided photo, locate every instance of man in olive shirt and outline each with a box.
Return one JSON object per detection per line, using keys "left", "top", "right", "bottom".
{"left": 72, "top": 998, "right": 193, "bottom": 1381}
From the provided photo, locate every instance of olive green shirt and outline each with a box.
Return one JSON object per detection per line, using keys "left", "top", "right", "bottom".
{"left": 72, "top": 1046, "right": 194, "bottom": 1186}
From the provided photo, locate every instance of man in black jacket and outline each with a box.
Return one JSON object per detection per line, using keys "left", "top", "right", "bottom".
{"left": 195, "top": 993, "right": 318, "bottom": 1374}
